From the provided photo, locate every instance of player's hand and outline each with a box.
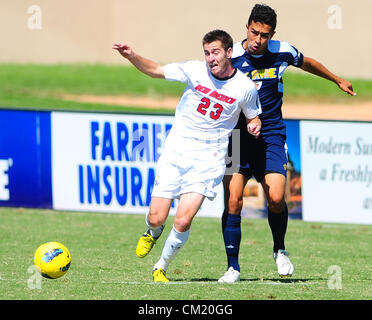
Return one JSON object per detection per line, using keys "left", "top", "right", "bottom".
{"left": 112, "top": 43, "right": 134, "bottom": 59}
{"left": 337, "top": 78, "right": 356, "bottom": 96}
{"left": 247, "top": 122, "right": 261, "bottom": 138}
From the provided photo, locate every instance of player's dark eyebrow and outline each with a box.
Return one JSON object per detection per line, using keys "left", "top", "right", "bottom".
{"left": 204, "top": 48, "right": 221, "bottom": 55}
{"left": 251, "top": 27, "right": 270, "bottom": 38}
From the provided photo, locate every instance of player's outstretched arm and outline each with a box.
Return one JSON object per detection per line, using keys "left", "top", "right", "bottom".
{"left": 246, "top": 116, "right": 261, "bottom": 138}
{"left": 300, "top": 56, "right": 356, "bottom": 96}
{"left": 112, "top": 43, "right": 165, "bottom": 79}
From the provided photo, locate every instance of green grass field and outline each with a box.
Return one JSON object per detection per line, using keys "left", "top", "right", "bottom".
{"left": 0, "top": 207, "right": 371, "bottom": 300}
{"left": 0, "top": 64, "right": 184, "bottom": 113}
{"left": 1, "top": 64, "right": 371, "bottom": 113}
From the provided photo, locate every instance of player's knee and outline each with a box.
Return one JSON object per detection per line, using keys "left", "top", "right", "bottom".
{"left": 147, "top": 211, "right": 166, "bottom": 228}
{"left": 228, "top": 196, "right": 243, "bottom": 214}
{"left": 173, "top": 217, "right": 192, "bottom": 233}
{"left": 267, "top": 195, "right": 285, "bottom": 213}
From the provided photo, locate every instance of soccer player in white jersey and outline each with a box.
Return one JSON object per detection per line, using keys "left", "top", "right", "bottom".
{"left": 113, "top": 29, "right": 262, "bottom": 282}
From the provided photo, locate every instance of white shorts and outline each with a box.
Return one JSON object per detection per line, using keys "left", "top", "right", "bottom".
{"left": 151, "top": 132, "right": 227, "bottom": 200}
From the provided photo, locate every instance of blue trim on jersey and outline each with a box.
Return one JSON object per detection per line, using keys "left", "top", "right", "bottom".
{"left": 232, "top": 40, "right": 304, "bottom": 136}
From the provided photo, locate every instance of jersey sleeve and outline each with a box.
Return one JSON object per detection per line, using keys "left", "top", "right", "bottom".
{"left": 241, "top": 84, "right": 262, "bottom": 119}
{"left": 287, "top": 43, "right": 304, "bottom": 68}
{"left": 164, "top": 60, "right": 204, "bottom": 83}
{"left": 163, "top": 62, "right": 192, "bottom": 82}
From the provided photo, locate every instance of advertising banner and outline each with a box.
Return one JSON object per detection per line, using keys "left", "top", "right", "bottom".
{"left": 0, "top": 110, "right": 52, "bottom": 208}
{"left": 51, "top": 112, "right": 223, "bottom": 217}
{"left": 300, "top": 120, "right": 372, "bottom": 224}
{"left": 4, "top": 107, "right": 371, "bottom": 225}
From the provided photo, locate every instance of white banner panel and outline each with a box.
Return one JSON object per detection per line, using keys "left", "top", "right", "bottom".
{"left": 300, "top": 120, "right": 372, "bottom": 224}
{"left": 51, "top": 112, "right": 223, "bottom": 217}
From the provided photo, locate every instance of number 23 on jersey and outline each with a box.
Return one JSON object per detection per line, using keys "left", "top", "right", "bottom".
{"left": 197, "top": 97, "right": 223, "bottom": 120}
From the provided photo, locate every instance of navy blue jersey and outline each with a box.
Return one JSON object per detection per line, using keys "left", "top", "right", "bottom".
{"left": 232, "top": 40, "right": 304, "bottom": 136}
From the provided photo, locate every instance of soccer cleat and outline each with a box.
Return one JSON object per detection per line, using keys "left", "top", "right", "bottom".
{"left": 218, "top": 266, "right": 240, "bottom": 283}
{"left": 274, "top": 249, "right": 294, "bottom": 278}
{"left": 153, "top": 268, "right": 169, "bottom": 282}
{"left": 136, "top": 231, "right": 157, "bottom": 258}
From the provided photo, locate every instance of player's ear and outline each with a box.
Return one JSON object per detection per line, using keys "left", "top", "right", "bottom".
{"left": 269, "top": 30, "right": 276, "bottom": 40}
{"left": 226, "top": 47, "right": 233, "bottom": 59}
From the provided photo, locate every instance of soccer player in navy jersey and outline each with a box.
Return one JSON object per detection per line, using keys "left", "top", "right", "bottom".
{"left": 218, "top": 4, "right": 356, "bottom": 282}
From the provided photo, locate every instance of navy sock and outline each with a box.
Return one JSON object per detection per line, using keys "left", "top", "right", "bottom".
{"left": 222, "top": 211, "right": 241, "bottom": 272}
{"left": 268, "top": 203, "right": 288, "bottom": 253}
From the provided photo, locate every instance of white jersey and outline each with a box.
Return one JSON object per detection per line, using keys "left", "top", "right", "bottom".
{"left": 151, "top": 60, "right": 261, "bottom": 200}
{"left": 163, "top": 60, "right": 261, "bottom": 142}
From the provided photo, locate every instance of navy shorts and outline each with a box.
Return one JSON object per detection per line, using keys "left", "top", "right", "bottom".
{"left": 227, "top": 119, "right": 288, "bottom": 183}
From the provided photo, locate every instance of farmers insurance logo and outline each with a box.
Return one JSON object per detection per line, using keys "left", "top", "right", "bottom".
{"left": 77, "top": 118, "right": 172, "bottom": 208}
{"left": 0, "top": 158, "right": 12, "bottom": 201}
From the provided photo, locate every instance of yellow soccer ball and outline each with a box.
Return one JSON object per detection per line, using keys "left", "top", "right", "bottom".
{"left": 34, "top": 242, "right": 71, "bottom": 279}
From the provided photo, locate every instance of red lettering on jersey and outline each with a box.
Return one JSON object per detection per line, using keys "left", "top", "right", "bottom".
{"left": 195, "top": 84, "right": 211, "bottom": 94}
{"left": 195, "top": 86, "right": 236, "bottom": 104}
{"left": 209, "top": 91, "right": 236, "bottom": 104}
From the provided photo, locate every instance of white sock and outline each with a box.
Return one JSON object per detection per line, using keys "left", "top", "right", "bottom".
{"left": 145, "top": 212, "right": 164, "bottom": 239}
{"left": 153, "top": 225, "right": 190, "bottom": 271}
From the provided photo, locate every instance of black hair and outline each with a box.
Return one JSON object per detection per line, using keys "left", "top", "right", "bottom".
{"left": 202, "top": 29, "right": 233, "bottom": 51}
{"left": 248, "top": 4, "right": 277, "bottom": 32}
